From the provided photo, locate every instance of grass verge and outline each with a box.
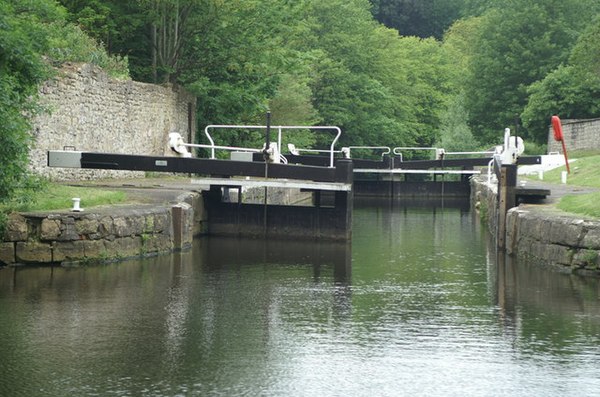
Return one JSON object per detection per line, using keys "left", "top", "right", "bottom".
{"left": 536, "top": 154, "right": 600, "bottom": 188}
{"left": 557, "top": 192, "right": 600, "bottom": 219}
{"left": 532, "top": 153, "right": 600, "bottom": 219}
{"left": 3, "top": 184, "right": 127, "bottom": 212}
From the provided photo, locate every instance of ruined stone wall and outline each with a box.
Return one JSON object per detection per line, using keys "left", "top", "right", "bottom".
{"left": 30, "top": 63, "right": 196, "bottom": 181}
{"left": 547, "top": 118, "right": 600, "bottom": 153}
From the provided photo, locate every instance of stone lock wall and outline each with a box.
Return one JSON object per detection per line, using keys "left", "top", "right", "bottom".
{"left": 30, "top": 63, "right": 196, "bottom": 181}
{"left": 0, "top": 193, "right": 201, "bottom": 266}
{"left": 547, "top": 118, "right": 600, "bottom": 153}
{"left": 470, "top": 176, "right": 600, "bottom": 275}
{"left": 505, "top": 207, "right": 600, "bottom": 274}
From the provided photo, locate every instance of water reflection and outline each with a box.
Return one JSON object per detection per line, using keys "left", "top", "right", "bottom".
{"left": 197, "top": 236, "right": 351, "bottom": 284}
{"left": 489, "top": 242, "right": 600, "bottom": 360}
{"left": 1, "top": 203, "right": 600, "bottom": 396}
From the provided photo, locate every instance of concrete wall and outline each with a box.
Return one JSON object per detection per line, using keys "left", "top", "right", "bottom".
{"left": 30, "top": 63, "right": 196, "bottom": 181}
{"left": 547, "top": 118, "right": 600, "bottom": 153}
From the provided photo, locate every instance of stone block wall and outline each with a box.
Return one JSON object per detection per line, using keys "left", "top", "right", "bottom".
{"left": 547, "top": 118, "right": 600, "bottom": 153}
{"left": 0, "top": 192, "right": 201, "bottom": 266}
{"left": 505, "top": 207, "right": 600, "bottom": 274}
{"left": 470, "top": 176, "right": 600, "bottom": 275}
{"left": 471, "top": 176, "right": 498, "bottom": 236}
{"left": 30, "top": 63, "right": 196, "bottom": 181}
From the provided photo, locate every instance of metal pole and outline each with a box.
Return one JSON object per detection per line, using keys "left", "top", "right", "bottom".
{"left": 264, "top": 111, "right": 271, "bottom": 161}
{"left": 263, "top": 111, "right": 271, "bottom": 235}
{"left": 561, "top": 139, "right": 571, "bottom": 173}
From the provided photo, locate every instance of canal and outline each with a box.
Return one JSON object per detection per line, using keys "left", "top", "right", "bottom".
{"left": 1, "top": 200, "right": 600, "bottom": 396}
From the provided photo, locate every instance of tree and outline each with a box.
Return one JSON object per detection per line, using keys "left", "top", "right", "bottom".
{"left": 58, "top": 0, "right": 116, "bottom": 48}
{"left": 370, "top": 0, "right": 467, "bottom": 39}
{"left": 0, "top": 0, "right": 56, "bottom": 208}
{"left": 436, "top": 17, "right": 485, "bottom": 151}
{"left": 436, "top": 93, "right": 479, "bottom": 152}
{"left": 0, "top": 0, "right": 127, "bottom": 224}
{"left": 297, "top": 0, "right": 452, "bottom": 151}
{"left": 462, "top": 0, "right": 600, "bottom": 144}
{"left": 57, "top": 0, "right": 457, "bottom": 153}
{"left": 59, "top": 0, "right": 152, "bottom": 81}
{"left": 522, "top": 18, "right": 600, "bottom": 140}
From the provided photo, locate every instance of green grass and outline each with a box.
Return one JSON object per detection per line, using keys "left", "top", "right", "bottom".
{"left": 8, "top": 184, "right": 127, "bottom": 212}
{"left": 533, "top": 153, "right": 600, "bottom": 218}
{"left": 558, "top": 192, "right": 600, "bottom": 218}
{"left": 535, "top": 154, "right": 600, "bottom": 188}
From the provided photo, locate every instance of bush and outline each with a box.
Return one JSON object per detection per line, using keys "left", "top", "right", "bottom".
{"left": 1, "top": 0, "right": 129, "bottom": 236}
{"left": 0, "top": 1, "right": 50, "bottom": 208}
{"left": 47, "top": 23, "right": 129, "bottom": 79}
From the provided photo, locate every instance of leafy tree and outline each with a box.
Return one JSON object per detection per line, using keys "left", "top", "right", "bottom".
{"left": 0, "top": 0, "right": 56, "bottom": 232}
{"left": 370, "top": 0, "right": 467, "bottom": 39}
{"left": 297, "top": 0, "right": 452, "bottom": 151}
{"left": 0, "top": 0, "right": 58, "bottom": 201}
{"left": 1, "top": 0, "right": 128, "bottom": 230}
{"left": 436, "top": 93, "right": 479, "bottom": 152}
{"left": 58, "top": 0, "right": 116, "bottom": 48}
{"left": 436, "top": 17, "right": 485, "bottom": 151}
{"left": 522, "top": 18, "right": 600, "bottom": 140}
{"left": 268, "top": 73, "right": 320, "bottom": 150}
{"left": 183, "top": 1, "right": 291, "bottom": 124}
{"left": 59, "top": 0, "right": 148, "bottom": 80}
{"left": 462, "top": 0, "right": 600, "bottom": 145}
{"left": 56, "top": 0, "right": 457, "bottom": 154}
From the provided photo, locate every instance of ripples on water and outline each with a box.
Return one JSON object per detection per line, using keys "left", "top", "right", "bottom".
{"left": 1, "top": 201, "right": 600, "bottom": 396}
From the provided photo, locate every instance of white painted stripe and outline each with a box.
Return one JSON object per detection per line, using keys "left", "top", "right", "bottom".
{"left": 191, "top": 178, "right": 352, "bottom": 191}
{"left": 47, "top": 150, "right": 83, "bottom": 168}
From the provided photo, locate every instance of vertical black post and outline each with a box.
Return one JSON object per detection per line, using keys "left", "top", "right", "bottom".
{"left": 514, "top": 114, "right": 520, "bottom": 152}
{"left": 264, "top": 111, "right": 271, "bottom": 161}
{"left": 333, "top": 159, "right": 353, "bottom": 240}
{"left": 263, "top": 111, "right": 271, "bottom": 234}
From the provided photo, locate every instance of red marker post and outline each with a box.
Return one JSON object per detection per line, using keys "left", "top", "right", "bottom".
{"left": 551, "top": 115, "right": 570, "bottom": 173}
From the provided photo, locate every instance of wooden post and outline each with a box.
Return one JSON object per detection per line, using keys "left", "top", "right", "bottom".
{"left": 498, "top": 164, "right": 517, "bottom": 249}
{"left": 334, "top": 160, "right": 354, "bottom": 240}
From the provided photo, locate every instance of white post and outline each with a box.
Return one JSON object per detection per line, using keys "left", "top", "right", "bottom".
{"left": 71, "top": 198, "right": 83, "bottom": 212}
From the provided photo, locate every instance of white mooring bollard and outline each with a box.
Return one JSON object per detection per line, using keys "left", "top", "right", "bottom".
{"left": 71, "top": 197, "right": 83, "bottom": 212}
{"left": 561, "top": 171, "right": 568, "bottom": 184}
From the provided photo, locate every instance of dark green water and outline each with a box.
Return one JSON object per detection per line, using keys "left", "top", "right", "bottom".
{"left": 1, "top": 200, "right": 600, "bottom": 396}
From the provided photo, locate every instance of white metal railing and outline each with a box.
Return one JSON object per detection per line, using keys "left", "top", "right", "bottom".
{"left": 392, "top": 147, "right": 439, "bottom": 162}
{"left": 392, "top": 146, "right": 438, "bottom": 155}
{"left": 344, "top": 146, "right": 391, "bottom": 159}
{"left": 203, "top": 125, "right": 342, "bottom": 167}
{"left": 287, "top": 144, "right": 347, "bottom": 158}
{"left": 442, "top": 150, "right": 496, "bottom": 157}
{"left": 487, "top": 158, "right": 496, "bottom": 185}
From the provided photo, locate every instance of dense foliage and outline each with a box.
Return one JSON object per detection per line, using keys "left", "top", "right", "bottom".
{"left": 57, "top": 0, "right": 452, "bottom": 150}
{"left": 522, "top": 18, "right": 600, "bottom": 137}
{"left": 0, "top": 0, "right": 126, "bottom": 228}
{"left": 370, "top": 0, "right": 467, "bottom": 39}
{"left": 2, "top": 0, "right": 600, "bottom": 207}
{"left": 54, "top": 0, "right": 599, "bottom": 149}
{"left": 459, "top": 0, "right": 600, "bottom": 144}
{"left": 0, "top": 0, "right": 50, "bottom": 231}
